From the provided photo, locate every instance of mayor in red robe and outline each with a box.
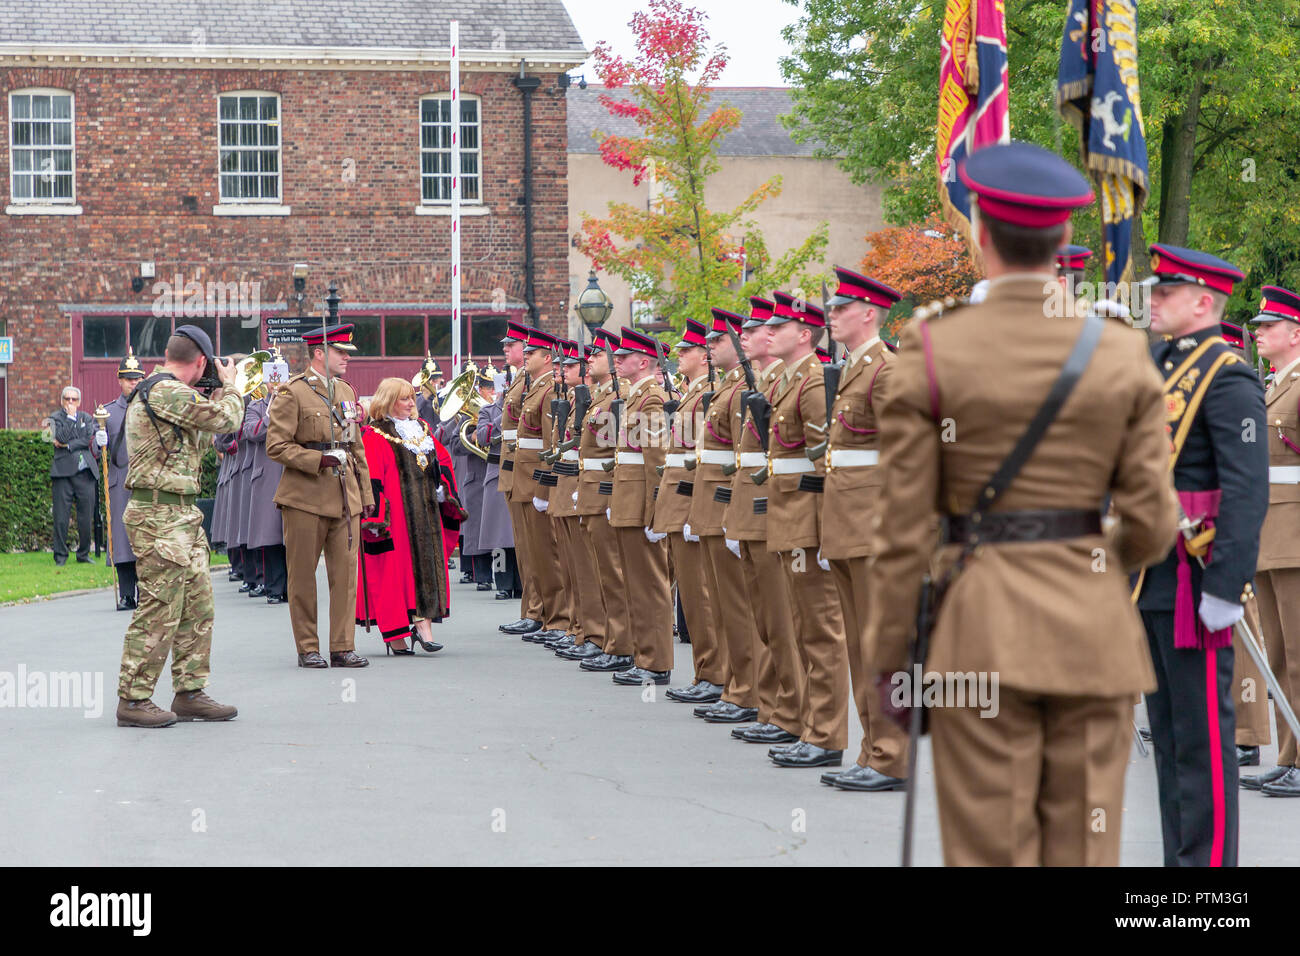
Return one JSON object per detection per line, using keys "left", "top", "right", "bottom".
{"left": 356, "top": 378, "right": 466, "bottom": 655}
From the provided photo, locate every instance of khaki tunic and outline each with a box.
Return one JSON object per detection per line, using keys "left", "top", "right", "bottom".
{"left": 267, "top": 372, "right": 373, "bottom": 517}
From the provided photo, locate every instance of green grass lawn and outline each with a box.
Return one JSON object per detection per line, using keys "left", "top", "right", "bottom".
{"left": 0, "top": 551, "right": 229, "bottom": 604}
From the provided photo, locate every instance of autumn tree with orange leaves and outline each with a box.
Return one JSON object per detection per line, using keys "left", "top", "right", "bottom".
{"left": 575, "top": 0, "right": 826, "bottom": 332}
{"left": 860, "top": 213, "right": 979, "bottom": 341}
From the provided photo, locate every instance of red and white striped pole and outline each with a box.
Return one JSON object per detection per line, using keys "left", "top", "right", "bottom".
{"left": 450, "top": 19, "right": 462, "bottom": 375}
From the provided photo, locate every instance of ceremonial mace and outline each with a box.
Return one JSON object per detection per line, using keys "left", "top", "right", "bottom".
{"left": 93, "top": 403, "right": 118, "bottom": 607}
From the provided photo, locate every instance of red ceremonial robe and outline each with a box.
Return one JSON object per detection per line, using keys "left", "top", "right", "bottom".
{"left": 355, "top": 423, "right": 466, "bottom": 643}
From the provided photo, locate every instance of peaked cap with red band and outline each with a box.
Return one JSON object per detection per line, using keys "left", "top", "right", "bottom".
{"left": 1220, "top": 321, "right": 1250, "bottom": 349}
{"left": 815, "top": 346, "right": 832, "bottom": 364}
{"left": 559, "top": 339, "right": 582, "bottom": 364}
{"left": 708, "top": 307, "right": 746, "bottom": 339}
{"left": 592, "top": 327, "right": 620, "bottom": 351}
{"left": 1056, "top": 244, "right": 1092, "bottom": 272}
{"left": 613, "top": 326, "right": 662, "bottom": 359}
{"left": 584, "top": 344, "right": 600, "bottom": 360}
{"left": 500, "top": 320, "right": 530, "bottom": 345}
{"left": 302, "top": 323, "right": 358, "bottom": 352}
{"left": 765, "top": 291, "right": 826, "bottom": 329}
{"left": 1146, "top": 243, "right": 1245, "bottom": 296}
{"left": 677, "top": 318, "right": 708, "bottom": 350}
{"left": 745, "top": 295, "right": 774, "bottom": 329}
{"left": 827, "top": 266, "right": 901, "bottom": 309}
{"left": 1252, "top": 285, "right": 1300, "bottom": 325}
{"left": 959, "top": 141, "right": 1094, "bottom": 228}
{"left": 522, "top": 327, "right": 556, "bottom": 351}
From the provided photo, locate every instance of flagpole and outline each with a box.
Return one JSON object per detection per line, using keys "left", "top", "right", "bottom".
{"left": 450, "top": 19, "right": 463, "bottom": 376}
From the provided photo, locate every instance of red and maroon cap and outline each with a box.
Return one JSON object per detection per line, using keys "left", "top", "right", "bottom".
{"left": 765, "top": 291, "right": 826, "bottom": 329}
{"left": 592, "top": 327, "right": 620, "bottom": 352}
{"left": 522, "top": 327, "right": 556, "bottom": 351}
{"left": 560, "top": 339, "right": 582, "bottom": 364}
{"left": 584, "top": 344, "right": 600, "bottom": 360}
{"left": 301, "top": 323, "right": 358, "bottom": 352}
{"left": 828, "top": 266, "right": 902, "bottom": 309}
{"left": 708, "top": 307, "right": 745, "bottom": 339}
{"left": 1146, "top": 244, "right": 1245, "bottom": 296}
{"left": 746, "top": 295, "right": 774, "bottom": 329}
{"left": 815, "top": 346, "right": 832, "bottom": 364}
{"left": 614, "top": 326, "right": 663, "bottom": 359}
{"left": 959, "top": 142, "right": 1094, "bottom": 228}
{"left": 1220, "top": 321, "right": 1252, "bottom": 349}
{"left": 677, "top": 318, "right": 708, "bottom": 350}
{"left": 1056, "top": 244, "right": 1092, "bottom": 272}
{"left": 500, "top": 320, "right": 530, "bottom": 345}
{"left": 1254, "top": 285, "right": 1300, "bottom": 325}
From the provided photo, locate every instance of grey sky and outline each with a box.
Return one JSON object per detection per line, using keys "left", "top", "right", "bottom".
{"left": 561, "top": 0, "right": 799, "bottom": 87}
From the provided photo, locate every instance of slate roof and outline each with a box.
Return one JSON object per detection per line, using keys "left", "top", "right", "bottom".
{"left": 567, "top": 85, "right": 822, "bottom": 158}
{"left": 0, "top": 0, "right": 586, "bottom": 52}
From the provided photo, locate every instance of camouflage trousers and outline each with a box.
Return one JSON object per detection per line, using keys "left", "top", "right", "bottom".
{"left": 118, "top": 500, "right": 214, "bottom": 700}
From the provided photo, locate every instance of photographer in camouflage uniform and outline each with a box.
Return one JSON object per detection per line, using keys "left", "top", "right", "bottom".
{"left": 116, "top": 325, "right": 244, "bottom": 729}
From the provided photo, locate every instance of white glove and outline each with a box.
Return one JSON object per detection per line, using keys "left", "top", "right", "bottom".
{"left": 645, "top": 527, "right": 667, "bottom": 543}
{"left": 606, "top": 508, "right": 612, "bottom": 521}
{"left": 323, "top": 448, "right": 347, "bottom": 467}
{"left": 816, "top": 550, "right": 830, "bottom": 572}
{"left": 572, "top": 491, "right": 579, "bottom": 504}
{"left": 1199, "top": 592, "right": 1244, "bottom": 633}
{"left": 94, "top": 429, "right": 108, "bottom": 448}
{"left": 532, "top": 496, "right": 549, "bottom": 513}
{"left": 725, "top": 538, "right": 741, "bottom": 559}
{"left": 682, "top": 523, "right": 700, "bottom": 543}
{"left": 437, "top": 486, "right": 447, "bottom": 503}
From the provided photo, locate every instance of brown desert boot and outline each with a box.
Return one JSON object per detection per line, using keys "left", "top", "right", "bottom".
{"left": 170, "top": 690, "right": 238, "bottom": 722}
{"left": 330, "top": 650, "right": 369, "bottom": 668}
{"left": 116, "top": 698, "right": 178, "bottom": 728}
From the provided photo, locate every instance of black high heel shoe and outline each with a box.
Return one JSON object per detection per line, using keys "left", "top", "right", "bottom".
{"left": 386, "top": 640, "right": 415, "bottom": 656}
{"left": 411, "top": 631, "right": 443, "bottom": 653}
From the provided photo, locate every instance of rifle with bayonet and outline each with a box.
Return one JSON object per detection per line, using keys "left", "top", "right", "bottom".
{"left": 600, "top": 335, "right": 623, "bottom": 473}
{"left": 722, "top": 318, "right": 760, "bottom": 476}
{"left": 537, "top": 356, "right": 567, "bottom": 484}
{"left": 808, "top": 278, "right": 841, "bottom": 462}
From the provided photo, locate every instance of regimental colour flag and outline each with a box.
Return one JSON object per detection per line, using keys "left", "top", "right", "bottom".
{"left": 1057, "top": 0, "right": 1149, "bottom": 288}
{"left": 937, "top": 0, "right": 1010, "bottom": 237}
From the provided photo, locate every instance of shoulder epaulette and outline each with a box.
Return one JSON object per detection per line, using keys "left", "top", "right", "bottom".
{"left": 910, "top": 296, "right": 970, "bottom": 322}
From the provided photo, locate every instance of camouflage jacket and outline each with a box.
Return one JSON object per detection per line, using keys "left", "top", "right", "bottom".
{"left": 125, "top": 377, "right": 244, "bottom": 495}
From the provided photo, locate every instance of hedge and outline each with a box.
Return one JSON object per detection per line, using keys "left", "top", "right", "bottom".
{"left": 0, "top": 430, "right": 217, "bottom": 552}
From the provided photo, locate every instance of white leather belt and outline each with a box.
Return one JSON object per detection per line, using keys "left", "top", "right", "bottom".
{"left": 665, "top": 453, "right": 688, "bottom": 469}
{"left": 503, "top": 429, "right": 518, "bottom": 441}
{"left": 828, "top": 449, "right": 879, "bottom": 468}
{"left": 583, "top": 458, "right": 613, "bottom": 471}
{"left": 769, "top": 457, "right": 815, "bottom": 475}
{"left": 616, "top": 452, "right": 644, "bottom": 465}
{"left": 1270, "top": 465, "right": 1300, "bottom": 484}
{"left": 698, "top": 449, "right": 735, "bottom": 465}
{"left": 738, "top": 452, "right": 766, "bottom": 468}
{"left": 517, "top": 438, "right": 543, "bottom": 450}
{"left": 561, "top": 450, "right": 579, "bottom": 462}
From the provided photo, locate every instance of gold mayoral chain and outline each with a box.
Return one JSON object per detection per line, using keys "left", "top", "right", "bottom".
{"left": 375, "top": 420, "right": 434, "bottom": 469}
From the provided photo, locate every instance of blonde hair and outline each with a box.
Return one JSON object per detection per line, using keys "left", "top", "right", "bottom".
{"left": 369, "top": 377, "right": 416, "bottom": 421}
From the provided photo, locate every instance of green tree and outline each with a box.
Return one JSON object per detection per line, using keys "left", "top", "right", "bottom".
{"left": 575, "top": 0, "right": 828, "bottom": 333}
{"left": 779, "top": 0, "right": 1300, "bottom": 311}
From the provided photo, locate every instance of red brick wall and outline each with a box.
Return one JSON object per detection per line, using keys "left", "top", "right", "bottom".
{"left": 0, "top": 65, "right": 571, "bottom": 427}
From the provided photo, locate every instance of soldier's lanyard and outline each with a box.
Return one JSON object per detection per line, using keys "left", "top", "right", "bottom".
{"left": 306, "top": 381, "right": 351, "bottom": 435}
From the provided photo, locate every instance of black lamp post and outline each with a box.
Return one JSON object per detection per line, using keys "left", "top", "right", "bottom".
{"left": 574, "top": 269, "right": 613, "bottom": 339}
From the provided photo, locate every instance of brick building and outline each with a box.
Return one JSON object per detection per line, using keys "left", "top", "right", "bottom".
{"left": 0, "top": 0, "right": 586, "bottom": 428}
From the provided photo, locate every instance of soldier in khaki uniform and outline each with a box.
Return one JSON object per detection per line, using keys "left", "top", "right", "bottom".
{"left": 572, "top": 332, "right": 638, "bottom": 667}
{"left": 508, "top": 328, "right": 569, "bottom": 642}
{"left": 655, "top": 319, "right": 724, "bottom": 703}
{"left": 1242, "top": 285, "right": 1300, "bottom": 796}
{"left": 816, "top": 266, "right": 910, "bottom": 792}
{"left": 599, "top": 327, "right": 673, "bottom": 685}
{"left": 868, "top": 142, "right": 1179, "bottom": 865}
{"left": 116, "top": 325, "right": 244, "bottom": 727}
{"left": 722, "top": 300, "right": 804, "bottom": 746}
{"left": 760, "top": 292, "right": 848, "bottom": 769}
{"left": 497, "top": 321, "right": 546, "bottom": 636}
{"left": 267, "top": 322, "right": 374, "bottom": 669}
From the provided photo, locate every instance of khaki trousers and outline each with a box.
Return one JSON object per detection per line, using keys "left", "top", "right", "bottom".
{"left": 673, "top": 533, "right": 724, "bottom": 686}
{"left": 587, "top": 511, "right": 632, "bottom": 655}
{"left": 742, "top": 541, "right": 803, "bottom": 734}
{"left": 1257, "top": 569, "right": 1300, "bottom": 765}
{"left": 616, "top": 526, "right": 674, "bottom": 671}
{"left": 553, "top": 516, "right": 581, "bottom": 640}
{"left": 1233, "top": 626, "right": 1272, "bottom": 748}
{"left": 517, "top": 499, "right": 570, "bottom": 632}
{"left": 565, "top": 515, "right": 605, "bottom": 646}
{"left": 830, "top": 556, "right": 909, "bottom": 778}
{"left": 931, "top": 689, "right": 1131, "bottom": 866}
{"left": 701, "top": 535, "right": 758, "bottom": 706}
{"left": 507, "top": 498, "right": 543, "bottom": 622}
{"left": 777, "top": 549, "right": 848, "bottom": 750}
{"left": 282, "top": 506, "right": 359, "bottom": 655}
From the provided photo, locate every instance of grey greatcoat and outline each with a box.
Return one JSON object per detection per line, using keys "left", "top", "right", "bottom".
{"left": 102, "top": 394, "right": 136, "bottom": 565}
{"left": 435, "top": 412, "right": 487, "bottom": 555}
{"left": 242, "top": 395, "right": 285, "bottom": 549}
{"left": 229, "top": 398, "right": 254, "bottom": 549}
{"left": 474, "top": 400, "right": 513, "bottom": 551}
{"left": 211, "top": 430, "right": 238, "bottom": 547}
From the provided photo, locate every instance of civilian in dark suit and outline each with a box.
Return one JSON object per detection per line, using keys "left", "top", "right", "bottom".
{"left": 50, "top": 385, "right": 101, "bottom": 564}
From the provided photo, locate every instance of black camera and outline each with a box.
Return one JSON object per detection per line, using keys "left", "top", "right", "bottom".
{"left": 194, "top": 356, "right": 232, "bottom": 394}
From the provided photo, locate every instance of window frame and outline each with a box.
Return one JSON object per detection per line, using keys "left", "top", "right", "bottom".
{"left": 8, "top": 88, "right": 77, "bottom": 206}
{"left": 419, "top": 92, "right": 483, "bottom": 206}
{"left": 216, "top": 91, "right": 284, "bottom": 205}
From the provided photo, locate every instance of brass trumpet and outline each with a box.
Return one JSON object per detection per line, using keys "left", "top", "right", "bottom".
{"left": 234, "top": 350, "right": 272, "bottom": 400}
{"left": 438, "top": 362, "right": 491, "bottom": 461}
